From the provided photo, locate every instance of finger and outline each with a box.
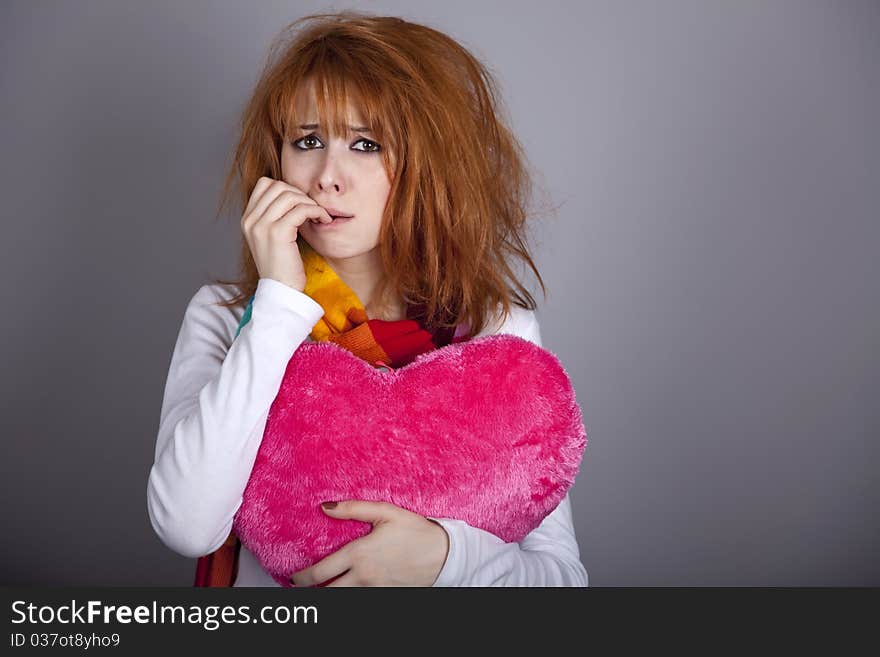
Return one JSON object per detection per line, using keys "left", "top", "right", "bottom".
{"left": 247, "top": 184, "right": 315, "bottom": 230}
{"left": 243, "top": 181, "right": 290, "bottom": 232}
{"left": 253, "top": 194, "right": 326, "bottom": 235}
{"left": 243, "top": 176, "right": 275, "bottom": 217}
{"left": 324, "top": 570, "right": 360, "bottom": 587}
{"left": 269, "top": 204, "right": 334, "bottom": 240}
{"left": 248, "top": 192, "right": 312, "bottom": 233}
{"left": 244, "top": 177, "right": 309, "bottom": 221}
{"left": 290, "top": 543, "right": 354, "bottom": 588}
{"left": 321, "top": 500, "right": 399, "bottom": 524}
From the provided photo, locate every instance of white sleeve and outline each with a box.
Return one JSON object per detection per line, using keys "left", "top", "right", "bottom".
{"left": 146, "top": 278, "right": 325, "bottom": 558}
{"left": 428, "top": 494, "right": 588, "bottom": 586}
{"left": 428, "top": 309, "right": 589, "bottom": 586}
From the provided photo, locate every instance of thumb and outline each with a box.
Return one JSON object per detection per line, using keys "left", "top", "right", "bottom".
{"left": 321, "top": 500, "right": 396, "bottom": 524}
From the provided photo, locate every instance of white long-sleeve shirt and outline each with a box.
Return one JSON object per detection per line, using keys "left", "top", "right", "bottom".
{"left": 147, "top": 277, "right": 588, "bottom": 586}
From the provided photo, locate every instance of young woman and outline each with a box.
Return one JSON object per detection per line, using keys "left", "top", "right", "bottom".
{"left": 147, "top": 11, "right": 588, "bottom": 587}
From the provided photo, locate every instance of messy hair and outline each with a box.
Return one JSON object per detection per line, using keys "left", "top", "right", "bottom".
{"left": 211, "top": 11, "right": 550, "bottom": 336}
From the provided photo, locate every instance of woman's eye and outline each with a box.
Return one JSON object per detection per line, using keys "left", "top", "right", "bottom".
{"left": 352, "top": 138, "right": 381, "bottom": 153}
{"left": 293, "top": 134, "right": 323, "bottom": 150}
{"left": 291, "top": 134, "right": 381, "bottom": 153}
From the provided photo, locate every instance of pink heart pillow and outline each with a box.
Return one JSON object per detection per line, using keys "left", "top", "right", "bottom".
{"left": 233, "top": 334, "right": 587, "bottom": 586}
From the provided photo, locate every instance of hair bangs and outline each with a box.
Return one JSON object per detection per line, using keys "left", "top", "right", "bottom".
{"left": 272, "top": 45, "right": 390, "bottom": 154}
{"left": 214, "top": 11, "right": 548, "bottom": 337}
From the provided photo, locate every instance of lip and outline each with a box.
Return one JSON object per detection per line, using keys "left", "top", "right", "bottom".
{"left": 312, "top": 215, "right": 353, "bottom": 229}
{"left": 321, "top": 206, "right": 354, "bottom": 218}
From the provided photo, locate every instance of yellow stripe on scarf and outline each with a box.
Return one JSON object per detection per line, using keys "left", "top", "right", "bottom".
{"left": 298, "top": 239, "right": 366, "bottom": 342}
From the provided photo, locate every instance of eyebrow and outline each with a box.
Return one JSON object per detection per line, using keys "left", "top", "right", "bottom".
{"left": 298, "top": 123, "right": 372, "bottom": 133}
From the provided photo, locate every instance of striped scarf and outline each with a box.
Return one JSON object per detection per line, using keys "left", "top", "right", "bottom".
{"left": 194, "top": 239, "right": 460, "bottom": 586}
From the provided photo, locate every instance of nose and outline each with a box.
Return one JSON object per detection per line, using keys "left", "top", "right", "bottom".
{"left": 316, "top": 151, "right": 344, "bottom": 194}
{"left": 317, "top": 177, "right": 341, "bottom": 193}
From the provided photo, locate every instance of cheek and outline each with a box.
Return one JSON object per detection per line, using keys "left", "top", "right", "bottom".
{"left": 365, "top": 166, "right": 392, "bottom": 207}
{"left": 282, "top": 158, "right": 317, "bottom": 188}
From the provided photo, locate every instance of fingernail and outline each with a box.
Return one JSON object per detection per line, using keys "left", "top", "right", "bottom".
{"left": 321, "top": 501, "right": 337, "bottom": 509}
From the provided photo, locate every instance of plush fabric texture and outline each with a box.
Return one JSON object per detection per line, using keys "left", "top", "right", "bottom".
{"left": 232, "top": 332, "right": 587, "bottom": 587}
{"left": 193, "top": 240, "right": 462, "bottom": 586}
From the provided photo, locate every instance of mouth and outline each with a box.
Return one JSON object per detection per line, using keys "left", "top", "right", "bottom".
{"left": 309, "top": 204, "right": 354, "bottom": 228}
{"left": 322, "top": 206, "right": 354, "bottom": 219}
{"left": 313, "top": 214, "right": 354, "bottom": 228}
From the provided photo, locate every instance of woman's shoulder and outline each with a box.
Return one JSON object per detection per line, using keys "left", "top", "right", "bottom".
{"left": 474, "top": 303, "right": 542, "bottom": 347}
{"left": 187, "top": 282, "right": 245, "bottom": 314}
{"left": 180, "top": 283, "right": 247, "bottom": 344}
{"left": 187, "top": 280, "right": 326, "bottom": 345}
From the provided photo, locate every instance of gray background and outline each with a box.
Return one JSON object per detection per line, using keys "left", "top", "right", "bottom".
{"left": 1, "top": 0, "right": 877, "bottom": 586}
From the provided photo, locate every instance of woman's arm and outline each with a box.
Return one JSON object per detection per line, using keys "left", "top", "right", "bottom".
{"left": 427, "top": 309, "right": 589, "bottom": 586}
{"left": 428, "top": 494, "right": 588, "bottom": 586}
{"left": 146, "top": 278, "right": 324, "bottom": 558}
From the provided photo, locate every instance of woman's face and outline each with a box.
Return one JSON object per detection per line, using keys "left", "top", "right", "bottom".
{"left": 281, "top": 82, "right": 392, "bottom": 261}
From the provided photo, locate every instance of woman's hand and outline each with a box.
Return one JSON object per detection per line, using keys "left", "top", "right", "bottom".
{"left": 289, "top": 501, "right": 450, "bottom": 587}
{"left": 241, "top": 176, "right": 334, "bottom": 293}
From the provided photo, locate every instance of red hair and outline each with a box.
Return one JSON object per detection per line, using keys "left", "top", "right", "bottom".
{"left": 212, "top": 11, "right": 552, "bottom": 336}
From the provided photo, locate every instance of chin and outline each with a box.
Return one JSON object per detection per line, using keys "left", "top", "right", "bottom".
{"left": 304, "top": 236, "right": 378, "bottom": 260}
